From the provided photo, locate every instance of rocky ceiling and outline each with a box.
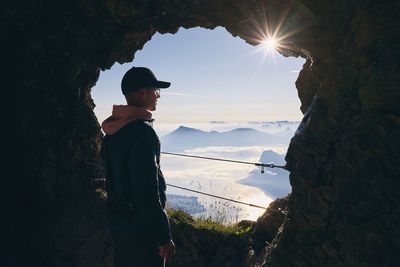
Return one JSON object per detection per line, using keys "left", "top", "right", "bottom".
{"left": 3, "top": 0, "right": 399, "bottom": 266}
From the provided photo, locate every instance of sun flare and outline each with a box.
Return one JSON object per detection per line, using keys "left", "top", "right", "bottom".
{"left": 261, "top": 38, "right": 279, "bottom": 52}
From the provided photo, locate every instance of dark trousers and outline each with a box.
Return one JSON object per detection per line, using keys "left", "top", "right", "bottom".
{"left": 110, "top": 216, "right": 165, "bottom": 267}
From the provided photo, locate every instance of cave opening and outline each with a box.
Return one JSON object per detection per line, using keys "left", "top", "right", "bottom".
{"left": 91, "top": 26, "right": 306, "bottom": 223}
{"left": 5, "top": 0, "right": 399, "bottom": 266}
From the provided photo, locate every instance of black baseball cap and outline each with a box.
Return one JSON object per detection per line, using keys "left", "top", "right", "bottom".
{"left": 121, "top": 66, "right": 171, "bottom": 95}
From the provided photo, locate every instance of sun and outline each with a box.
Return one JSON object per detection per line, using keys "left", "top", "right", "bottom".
{"left": 261, "top": 38, "right": 279, "bottom": 52}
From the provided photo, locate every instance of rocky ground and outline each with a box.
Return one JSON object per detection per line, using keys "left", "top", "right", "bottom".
{"left": 165, "top": 196, "right": 289, "bottom": 267}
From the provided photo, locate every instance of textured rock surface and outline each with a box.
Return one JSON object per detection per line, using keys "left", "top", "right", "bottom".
{"left": 244, "top": 196, "right": 289, "bottom": 266}
{"left": 167, "top": 212, "right": 252, "bottom": 267}
{"left": 2, "top": 0, "right": 400, "bottom": 266}
{"left": 252, "top": 196, "right": 289, "bottom": 254}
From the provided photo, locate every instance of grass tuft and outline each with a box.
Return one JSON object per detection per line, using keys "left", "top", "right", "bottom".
{"left": 167, "top": 208, "right": 253, "bottom": 240}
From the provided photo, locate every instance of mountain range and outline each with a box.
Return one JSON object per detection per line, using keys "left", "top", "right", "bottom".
{"left": 161, "top": 126, "right": 294, "bottom": 151}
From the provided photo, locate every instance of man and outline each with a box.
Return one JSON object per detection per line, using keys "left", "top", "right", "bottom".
{"left": 100, "top": 66, "right": 175, "bottom": 267}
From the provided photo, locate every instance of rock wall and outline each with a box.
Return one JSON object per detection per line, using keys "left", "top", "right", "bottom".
{"left": 168, "top": 211, "right": 252, "bottom": 267}
{"left": 2, "top": 0, "right": 399, "bottom": 266}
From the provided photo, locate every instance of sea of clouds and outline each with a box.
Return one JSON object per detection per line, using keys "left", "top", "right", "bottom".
{"left": 154, "top": 121, "right": 298, "bottom": 222}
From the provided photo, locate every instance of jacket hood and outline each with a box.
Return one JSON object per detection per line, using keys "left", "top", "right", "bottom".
{"left": 101, "top": 105, "right": 153, "bottom": 135}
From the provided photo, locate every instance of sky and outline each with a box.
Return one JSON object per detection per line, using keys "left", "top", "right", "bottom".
{"left": 91, "top": 26, "right": 306, "bottom": 125}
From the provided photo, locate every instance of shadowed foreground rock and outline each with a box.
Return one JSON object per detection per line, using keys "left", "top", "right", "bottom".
{"left": 252, "top": 196, "right": 289, "bottom": 254}
{"left": 165, "top": 197, "right": 288, "bottom": 267}
{"left": 2, "top": 0, "right": 399, "bottom": 266}
{"left": 167, "top": 211, "right": 252, "bottom": 267}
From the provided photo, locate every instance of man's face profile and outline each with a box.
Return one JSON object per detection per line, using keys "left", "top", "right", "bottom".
{"left": 137, "top": 87, "right": 160, "bottom": 111}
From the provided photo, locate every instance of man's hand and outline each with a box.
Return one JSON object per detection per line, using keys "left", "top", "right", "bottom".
{"left": 158, "top": 240, "right": 176, "bottom": 261}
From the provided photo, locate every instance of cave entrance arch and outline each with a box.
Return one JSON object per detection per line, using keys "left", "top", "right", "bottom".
{"left": 92, "top": 25, "right": 306, "bottom": 223}
{"left": 89, "top": 2, "right": 317, "bottom": 265}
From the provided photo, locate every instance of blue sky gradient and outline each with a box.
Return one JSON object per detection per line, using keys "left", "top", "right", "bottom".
{"left": 92, "top": 26, "right": 306, "bottom": 124}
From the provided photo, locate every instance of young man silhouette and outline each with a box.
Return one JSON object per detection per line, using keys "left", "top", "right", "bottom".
{"left": 101, "top": 67, "right": 175, "bottom": 267}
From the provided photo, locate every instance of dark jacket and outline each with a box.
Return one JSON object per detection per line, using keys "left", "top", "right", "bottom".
{"left": 101, "top": 120, "right": 171, "bottom": 246}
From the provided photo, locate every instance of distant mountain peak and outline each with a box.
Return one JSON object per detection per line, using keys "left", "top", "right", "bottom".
{"left": 170, "top": 126, "right": 206, "bottom": 134}
{"left": 228, "top": 127, "right": 258, "bottom": 133}
{"left": 177, "top": 125, "right": 194, "bottom": 131}
{"left": 259, "top": 150, "right": 286, "bottom": 165}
